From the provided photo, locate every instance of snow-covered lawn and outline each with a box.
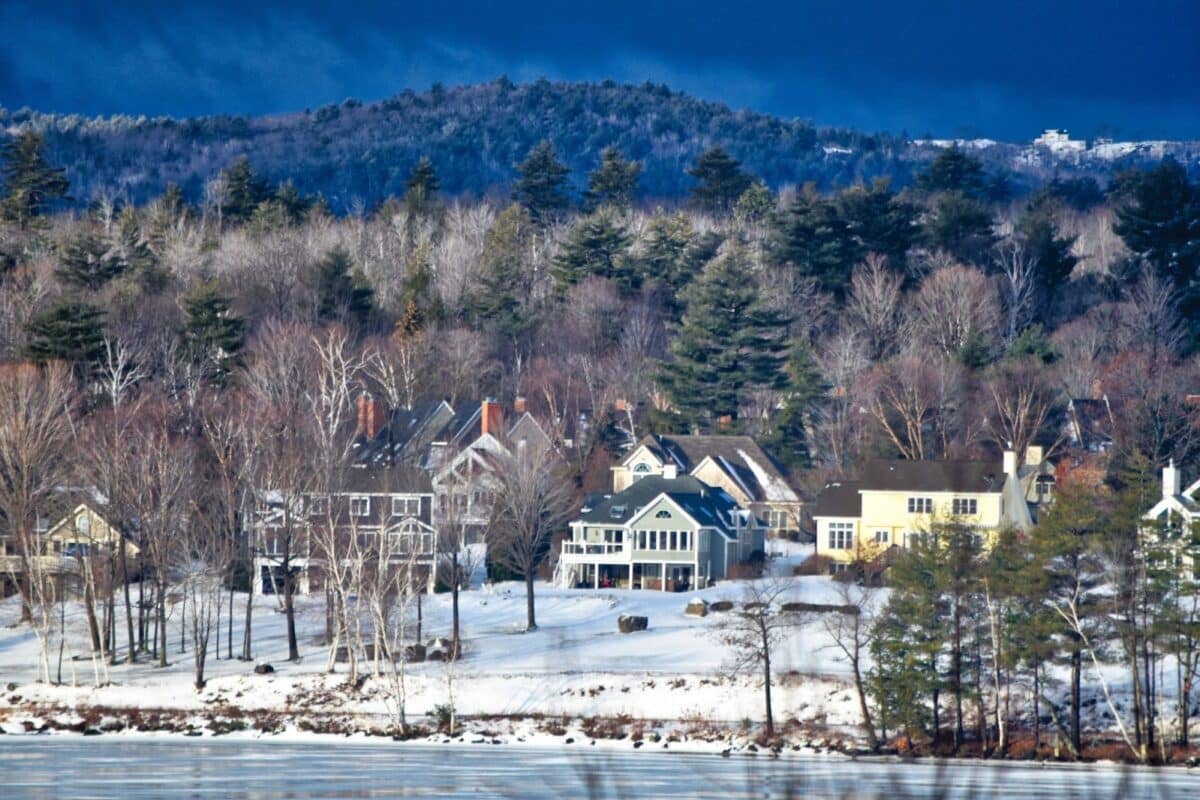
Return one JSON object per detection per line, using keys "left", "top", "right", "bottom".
{"left": 0, "top": 574, "right": 868, "bottom": 731}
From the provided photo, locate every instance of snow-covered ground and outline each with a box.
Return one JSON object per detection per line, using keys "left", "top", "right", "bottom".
{"left": 0, "top": 565, "right": 869, "bottom": 735}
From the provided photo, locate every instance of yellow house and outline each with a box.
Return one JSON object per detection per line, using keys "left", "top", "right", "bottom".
{"left": 42, "top": 503, "right": 137, "bottom": 561}
{"left": 812, "top": 449, "right": 1053, "bottom": 572}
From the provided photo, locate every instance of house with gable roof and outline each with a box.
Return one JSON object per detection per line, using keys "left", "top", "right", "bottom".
{"left": 612, "top": 434, "right": 803, "bottom": 537}
{"left": 556, "top": 470, "right": 765, "bottom": 591}
{"left": 812, "top": 447, "right": 1055, "bottom": 572}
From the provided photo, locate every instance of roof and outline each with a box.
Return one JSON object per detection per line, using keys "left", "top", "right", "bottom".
{"left": 339, "top": 464, "right": 432, "bottom": 494}
{"left": 858, "top": 459, "right": 1006, "bottom": 494}
{"left": 1066, "top": 397, "right": 1114, "bottom": 452}
{"left": 577, "top": 474, "right": 751, "bottom": 538}
{"left": 813, "top": 481, "right": 862, "bottom": 518}
{"left": 628, "top": 434, "right": 798, "bottom": 503}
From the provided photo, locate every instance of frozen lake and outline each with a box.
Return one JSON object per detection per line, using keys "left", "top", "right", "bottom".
{"left": 0, "top": 737, "right": 1195, "bottom": 798}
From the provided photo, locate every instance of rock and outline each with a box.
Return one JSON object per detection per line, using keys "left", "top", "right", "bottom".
{"left": 617, "top": 615, "right": 648, "bottom": 633}
{"left": 403, "top": 644, "right": 426, "bottom": 663}
{"left": 426, "top": 648, "right": 447, "bottom": 662}
{"left": 684, "top": 598, "right": 708, "bottom": 617}
{"left": 426, "top": 637, "right": 452, "bottom": 651}
{"left": 709, "top": 600, "right": 734, "bottom": 612}
{"left": 253, "top": 663, "right": 275, "bottom": 675}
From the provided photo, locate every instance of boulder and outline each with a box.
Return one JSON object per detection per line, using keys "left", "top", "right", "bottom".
{"left": 684, "top": 599, "right": 708, "bottom": 617}
{"left": 709, "top": 600, "right": 734, "bottom": 613}
{"left": 253, "top": 663, "right": 274, "bottom": 675}
{"left": 426, "top": 648, "right": 447, "bottom": 662}
{"left": 403, "top": 644, "right": 427, "bottom": 663}
{"left": 618, "top": 615, "right": 648, "bottom": 633}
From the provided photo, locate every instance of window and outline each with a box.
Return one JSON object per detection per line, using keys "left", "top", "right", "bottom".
{"left": 308, "top": 496, "right": 328, "bottom": 516}
{"left": 392, "top": 496, "right": 421, "bottom": 517}
{"left": 350, "top": 496, "right": 370, "bottom": 517}
{"left": 604, "top": 529, "right": 623, "bottom": 544}
{"left": 76, "top": 515, "right": 91, "bottom": 535}
{"left": 874, "top": 530, "right": 889, "bottom": 544}
{"left": 631, "top": 463, "right": 652, "bottom": 482}
{"left": 907, "top": 497, "right": 933, "bottom": 514}
{"left": 669, "top": 531, "right": 678, "bottom": 550}
{"left": 827, "top": 521, "right": 854, "bottom": 550}
{"left": 655, "top": 509, "right": 671, "bottom": 519}
{"left": 952, "top": 498, "right": 978, "bottom": 515}
{"left": 648, "top": 531, "right": 658, "bottom": 550}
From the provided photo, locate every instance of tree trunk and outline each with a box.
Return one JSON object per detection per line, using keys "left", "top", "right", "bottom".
{"left": 762, "top": 624, "right": 774, "bottom": 737}
{"left": 451, "top": 552, "right": 461, "bottom": 654}
{"left": 285, "top": 578, "right": 299, "bottom": 662}
{"left": 524, "top": 572, "right": 537, "bottom": 631}
{"left": 1070, "top": 645, "right": 1082, "bottom": 755}
{"left": 157, "top": 580, "right": 168, "bottom": 668}
{"left": 241, "top": 584, "right": 254, "bottom": 661}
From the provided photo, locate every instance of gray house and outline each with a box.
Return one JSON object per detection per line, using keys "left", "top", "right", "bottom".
{"left": 557, "top": 472, "right": 765, "bottom": 591}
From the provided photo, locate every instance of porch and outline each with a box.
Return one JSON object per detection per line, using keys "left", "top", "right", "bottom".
{"left": 559, "top": 561, "right": 697, "bottom": 592}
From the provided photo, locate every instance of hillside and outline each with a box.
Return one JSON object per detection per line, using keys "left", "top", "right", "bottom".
{"left": 6, "top": 79, "right": 1197, "bottom": 211}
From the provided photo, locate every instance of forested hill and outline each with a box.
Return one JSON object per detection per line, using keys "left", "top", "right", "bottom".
{"left": 2, "top": 78, "right": 1197, "bottom": 210}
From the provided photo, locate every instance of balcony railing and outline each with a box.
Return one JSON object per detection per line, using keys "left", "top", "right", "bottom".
{"left": 561, "top": 541, "right": 627, "bottom": 556}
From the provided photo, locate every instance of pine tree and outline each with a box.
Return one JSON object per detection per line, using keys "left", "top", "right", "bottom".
{"left": 760, "top": 339, "right": 825, "bottom": 470}
{"left": 219, "top": 156, "right": 271, "bottom": 225}
{"left": 837, "top": 179, "right": 919, "bottom": 274}
{"left": 687, "top": 146, "right": 753, "bottom": 214}
{"left": 658, "top": 245, "right": 789, "bottom": 426}
{"left": 315, "top": 247, "right": 374, "bottom": 326}
{"left": 0, "top": 131, "right": 70, "bottom": 229}
{"left": 404, "top": 156, "right": 440, "bottom": 213}
{"left": 467, "top": 204, "right": 534, "bottom": 341}
{"left": 551, "top": 209, "right": 636, "bottom": 294}
{"left": 272, "top": 181, "right": 312, "bottom": 225}
{"left": 56, "top": 229, "right": 125, "bottom": 290}
{"left": 24, "top": 300, "right": 106, "bottom": 376}
{"left": 583, "top": 147, "right": 641, "bottom": 211}
{"left": 513, "top": 140, "right": 571, "bottom": 224}
{"left": 733, "top": 181, "right": 775, "bottom": 228}
{"left": 771, "top": 188, "right": 862, "bottom": 298}
{"left": 924, "top": 191, "right": 996, "bottom": 266}
{"left": 915, "top": 145, "right": 988, "bottom": 199}
{"left": 1017, "top": 198, "right": 1078, "bottom": 318}
{"left": 181, "top": 281, "right": 245, "bottom": 386}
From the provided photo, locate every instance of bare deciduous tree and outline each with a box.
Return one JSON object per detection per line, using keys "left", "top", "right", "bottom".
{"left": 908, "top": 264, "right": 1000, "bottom": 359}
{"left": 488, "top": 444, "right": 573, "bottom": 631}
{"left": 845, "top": 254, "right": 903, "bottom": 361}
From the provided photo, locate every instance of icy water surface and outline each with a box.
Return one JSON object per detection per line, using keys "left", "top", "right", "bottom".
{"left": 0, "top": 736, "right": 1195, "bottom": 798}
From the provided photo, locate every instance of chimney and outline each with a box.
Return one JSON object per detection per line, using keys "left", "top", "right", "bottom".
{"left": 513, "top": 396, "right": 528, "bottom": 414}
{"left": 481, "top": 397, "right": 503, "bottom": 437}
{"left": 1163, "top": 459, "right": 1180, "bottom": 498}
{"left": 357, "top": 392, "right": 370, "bottom": 436}
{"left": 1024, "top": 445, "right": 1044, "bottom": 467}
{"left": 663, "top": 464, "right": 678, "bottom": 480}
{"left": 1003, "top": 448, "right": 1018, "bottom": 477}
{"left": 366, "top": 396, "right": 386, "bottom": 440}
{"left": 716, "top": 414, "right": 732, "bottom": 431}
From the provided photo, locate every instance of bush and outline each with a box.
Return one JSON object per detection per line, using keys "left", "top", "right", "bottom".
{"left": 432, "top": 703, "right": 455, "bottom": 732}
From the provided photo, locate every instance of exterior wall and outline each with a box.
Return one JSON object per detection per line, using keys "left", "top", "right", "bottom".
{"left": 690, "top": 460, "right": 750, "bottom": 506}
{"left": 611, "top": 446, "right": 665, "bottom": 493}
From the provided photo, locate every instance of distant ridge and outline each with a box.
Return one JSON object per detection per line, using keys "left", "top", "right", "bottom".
{"left": 3, "top": 79, "right": 1198, "bottom": 210}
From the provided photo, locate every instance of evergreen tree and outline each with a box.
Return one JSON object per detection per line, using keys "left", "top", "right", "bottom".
{"left": 219, "top": 156, "right": 271, "bottom": 224}
{"left": 181, "top": 281, "right": 245, "bottom": 386}
{"left": 915, "top": 145, "right": 988, "bottom": 199}
{"left": 658, "top": 245, "right": 788, "bottom": 426}
{"left": 272, "top": 181, "right": 312, "bottom": 225}
{"left": 24, "top": 300, "right": 106, "bottom": 376}
{"left": 837, "top": 179, "right": 919, "bottom": 274}
{"left": 1112, "top": 159, "right": 1200, "bottom": 350}
{"left": 924, "top": 191, "right": 996, "bottom": 266}
{"left": 56, "top": 229, "right": 125, "bottom": 290}
{"left": 771, "top": 188, "right": 862, "bottom": 298}
{"left": 0, "top": 131, "right": 70, "bottom": 229}
{"left": 315, "top": 247, "right": 374, "bottom": 326}
{"left": 397, "top": 241, "right": 443, "bottom": 331}
{"left": 551, "top": 209, "right": 636, "bottom": 294}
{"left": 687, "top": 146, "right": 753, "bottom": 214}
{"left": 513, "top": 140, "right": 571, "bottom": 224}
{"left": 760, "top": 339, "right": 825, "bottom": 470}
{"left": 404, "top": 156, "right": 440, "bottom": 213}
{"left": 147, "top": 183, "right": 190, "bottom": 249}
{"left": 583, "top": 147, "right": 641, "bottom": 211}
{"left": 733, "top": 181, "right": 775, "bottom": 228}
{"left": 467, "top": 204, "right": 535, "bottom": 341}
{"left": 637, "top": 212, "right": 721, "bottom": 319}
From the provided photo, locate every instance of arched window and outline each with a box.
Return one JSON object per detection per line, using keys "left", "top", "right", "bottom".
{"left": 655, "top": 509, "right": 671, "bottom": 519}
{"left": 631, "top": 462, "right": 652, "bottom": 482}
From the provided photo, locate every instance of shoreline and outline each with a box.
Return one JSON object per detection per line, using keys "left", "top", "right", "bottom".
{"left": 3, "top": 698, "right": 1199, "bottom": 771}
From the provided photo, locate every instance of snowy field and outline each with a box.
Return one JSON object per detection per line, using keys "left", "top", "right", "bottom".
{"left": 0, "top": 544, "right": 874, "bottom": 734}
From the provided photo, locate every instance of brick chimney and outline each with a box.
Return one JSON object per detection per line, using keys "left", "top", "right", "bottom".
{"left": 513, "top": 396, "right": 528, "bottom": 414}
{"left": 481, "top": 397, "right": 503, "bottom": 437}
{"left": 357, "top": 392, "right": 387, "bottom": 440}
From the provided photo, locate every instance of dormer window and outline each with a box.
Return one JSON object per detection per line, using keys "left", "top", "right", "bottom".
{"left": 610, "top": 505, "right": 626, "bottom": 519}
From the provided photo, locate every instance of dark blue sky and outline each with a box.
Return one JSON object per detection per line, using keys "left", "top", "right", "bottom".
{"left": 3, "top": 1, "right": 1198, "bottom": 141}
